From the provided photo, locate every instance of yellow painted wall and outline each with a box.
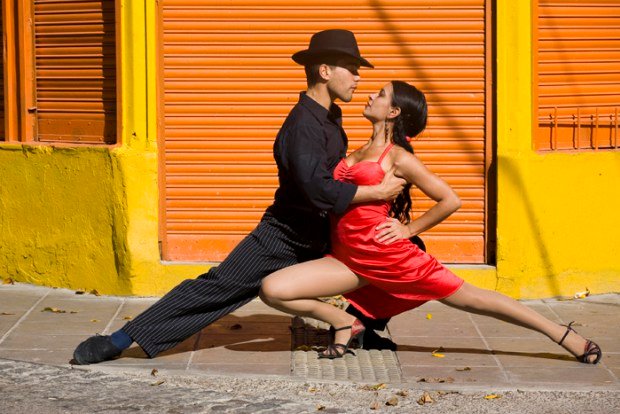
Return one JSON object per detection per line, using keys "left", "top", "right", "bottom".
{"left": 120, "top": 0, "right": 211, "bottom": 294}
{"left": 0, "top": 0, "right": 208, "bottom": 295}
{"left": 0, "top": 145, "right": 130, "bottom": 293}
{"left": 1, "top": 0, "right": 618, "bottom": 298}
{"left": 495, "top": 0, "right": 620, "bottom": 298}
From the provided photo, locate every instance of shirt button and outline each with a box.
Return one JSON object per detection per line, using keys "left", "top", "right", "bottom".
{"left": 319, "top": 211, "right": 327, "bottom": 218}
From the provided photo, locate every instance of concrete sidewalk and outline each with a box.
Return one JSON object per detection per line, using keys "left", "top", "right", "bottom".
{"left": 0, "top": 282, "right": 618, "bottom": 392}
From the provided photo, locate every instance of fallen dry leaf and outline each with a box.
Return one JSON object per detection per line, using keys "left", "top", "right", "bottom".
{"left": 150, "top": 380, "right": 165, "bottom": 386}
{"left": 3, "top": 278, "right": 15, "bottom": 285}
{"left": 396, "top": 390, "right": 409, "bottom": 397}
{"left": 574, "top": 288, "right": 590, "bottom": 299}
{"left": 151, "top": 369, "right": 158, "bottom": 377}
{"left": 484, "top": 394, "right": 501, "bottom": 400}
{"left": 362, "top": 383, "right": 387, "bottom": 391}
{"left": 432, "top": 346, "right": 446, "bottom": 358}
{"left": 321, "top": 295, "right": 347, "bottom": 309}
{"left": 90, "top": 289, "right": 100, "bottom": 296}
{"left": 385, "top": 396, "right": 399, "bottom": 406}
{"left": 90, "top": 319, "right": 99, "bottom": 323}
{"left": 438, "top": 391, "right": 462, "bottom": 397}
{"left": 70, "top": 311, "right": 79, "bottom": 314}
{"left": 123, "top": 316, "right": 133, "bottom": 320}
{"left": 307, "top": 387, "right": 318, "bottom": 393}
{"left": 1, "top": 312, "right": 16, "bottom": 316}
{"left": 369, "top": 401, "right": 381, "bottom": 410}
{"left": 42, "top": 307, "right": 66, "bottom": 314}
{"left": 316, "top": 404, "right": 325, "bottom": 411}
{"left": 456, "top": 367, "right": 472, "bottom": 371}
{"left": 417, "top": 392, "right": 434, "bottom": 405}
{"left": 426, "top": 313, "right": 432, "bottom": 320}
{"left": 417, "top": 377, "right": 454, "bottom": 384}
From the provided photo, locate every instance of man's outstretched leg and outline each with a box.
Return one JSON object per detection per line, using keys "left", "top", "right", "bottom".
{"left": 72, "top": 214, "right": 313, "bottom": 364}
{"left": 72, "top": 266, "right": 259, "bottom": 364}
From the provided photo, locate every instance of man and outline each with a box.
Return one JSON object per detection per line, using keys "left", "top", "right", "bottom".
{"left": 73, "top": 29, "right": 405, "bottom": 365}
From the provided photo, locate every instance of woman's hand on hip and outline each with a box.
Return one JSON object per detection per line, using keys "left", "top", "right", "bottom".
{"left": 375, "top": 217, "right": 411, "bottom": 244}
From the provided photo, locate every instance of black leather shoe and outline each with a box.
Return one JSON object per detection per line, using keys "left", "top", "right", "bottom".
{"left": 345, "top": 304, "right": 390, "bottom": 331}
{"left": 360, "top": 328, "right": 397, "bottom": 351}
{"left": 72, "top": 335, "right": 122, "bottom": 365}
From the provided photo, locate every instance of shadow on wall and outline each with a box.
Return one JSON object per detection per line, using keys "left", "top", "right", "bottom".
{"left": 497, "top": 156, "right": 560, "bottom": 297}
{"left": 370, "top": 0, "right": 481, "bottom": 155}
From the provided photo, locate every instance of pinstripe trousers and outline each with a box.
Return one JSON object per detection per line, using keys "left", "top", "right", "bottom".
{"left": 123, "top": 211, "right": 327, "bottom": 358}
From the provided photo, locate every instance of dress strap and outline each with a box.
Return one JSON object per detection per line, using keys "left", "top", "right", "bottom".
{"left": 377, "top": 143, "right": 395, "bottom": 165}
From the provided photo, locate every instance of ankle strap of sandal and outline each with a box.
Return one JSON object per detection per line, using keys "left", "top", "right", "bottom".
{"left": 558, "top": 321, "right": 576, "bottom": 346}
{"left": 333, "top": 325, "right": 352, "bottom": 332}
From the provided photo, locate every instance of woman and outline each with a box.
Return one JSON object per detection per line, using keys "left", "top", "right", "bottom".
{"left": 259, "top": 81, "right": 602, "bottom": 364}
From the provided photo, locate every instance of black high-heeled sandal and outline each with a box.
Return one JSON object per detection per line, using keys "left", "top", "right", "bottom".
{"left": 558, "top": 321, "right": 602, "bottom": 365}
{"left": 319, "top": 319, "right": 366, "bottom": 359}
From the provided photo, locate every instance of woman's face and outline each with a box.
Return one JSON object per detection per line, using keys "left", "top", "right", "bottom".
{"left": 363, "top": 82, "right": 395, "bottom": 122}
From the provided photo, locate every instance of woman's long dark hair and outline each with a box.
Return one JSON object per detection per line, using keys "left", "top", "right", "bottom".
{"left": 388, "top": 81, "right": 428, "bottom": 223}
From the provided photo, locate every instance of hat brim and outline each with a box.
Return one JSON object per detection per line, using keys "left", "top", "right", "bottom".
{"left": 292, "top": 49, "right": 374, "bottom": 68}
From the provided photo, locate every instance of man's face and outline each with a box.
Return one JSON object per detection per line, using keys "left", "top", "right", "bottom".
{"left": 325, "top": 58, "right": 361, "bottom": 103}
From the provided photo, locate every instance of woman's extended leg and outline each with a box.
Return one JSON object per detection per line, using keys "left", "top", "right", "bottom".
{"left": 260, "top": 257, "right": 368, "bottom": 347}
{"left": 440, "top": 282, "right": 600, "bottom": 363}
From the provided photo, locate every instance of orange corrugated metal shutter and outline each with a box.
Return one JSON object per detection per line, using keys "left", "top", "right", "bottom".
{"left": 535, "top": 0, "right": 620, "bottom": 150}
{"left": 33, "top": 0, "right": 117, "bottom": 144}
{"left": 160, "top": 0, "right": 491, "bottom": 263}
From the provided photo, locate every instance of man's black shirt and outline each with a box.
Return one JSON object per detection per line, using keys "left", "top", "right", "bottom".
{"left": 269, "top": 92, "right": 357, "bottom": 240}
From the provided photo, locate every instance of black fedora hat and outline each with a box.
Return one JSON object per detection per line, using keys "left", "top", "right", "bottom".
{"left": 292, "top": 29, "right": 374, "bottom": 68}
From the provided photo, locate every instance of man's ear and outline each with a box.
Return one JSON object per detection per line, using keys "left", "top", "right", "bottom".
{"left": 319, "top": 63, "right": 332, "bottom": 81}
{"left": 387, "top": 106, "right": 401, "bottom": 119}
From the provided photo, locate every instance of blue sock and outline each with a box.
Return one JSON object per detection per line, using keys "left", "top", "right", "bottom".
{"left": 110, "top": 329, "right": 133, "bottom": 350}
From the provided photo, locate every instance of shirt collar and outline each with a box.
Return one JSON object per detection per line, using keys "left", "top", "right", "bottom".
{"left": 299, "top": 92, "right": 342, "bottom": 126}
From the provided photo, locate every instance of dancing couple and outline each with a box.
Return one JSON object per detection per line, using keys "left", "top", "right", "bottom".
{"left": 73, "top": 29, "right": 601, "bottom": 366}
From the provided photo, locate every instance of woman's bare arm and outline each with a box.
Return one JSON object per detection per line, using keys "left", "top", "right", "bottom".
{"left": 376, "top": 149, "right": 461, "bottom": 243}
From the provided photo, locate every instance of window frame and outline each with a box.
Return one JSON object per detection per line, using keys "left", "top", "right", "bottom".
{"left": 532, "top": 0, "right": 620, "bottom": 152}
{"left": 1, "top": 0, "right": 121, "bottom": 146}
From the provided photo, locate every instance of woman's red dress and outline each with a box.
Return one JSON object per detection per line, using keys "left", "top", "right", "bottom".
{"left": 327, "top": 144, "right": 464, "bottom": 319}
